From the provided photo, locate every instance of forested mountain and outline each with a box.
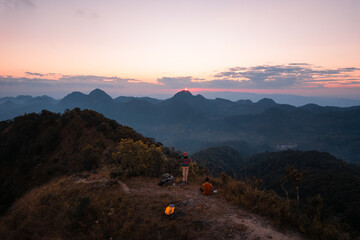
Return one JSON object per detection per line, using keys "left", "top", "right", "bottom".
{"left": 241, "top": 150, "right": 360, "bottom": 233}
{"left": 1, "top": 89, "right": 360, "bottom": 165}
{"left": 240, "top": 151, "right": 360, "bottom": 206}
{"left": 191, "top": 146, "right": 245, "bottom": 177}
{"left": 0, "top": 108, "right": 162, "bottom": 215}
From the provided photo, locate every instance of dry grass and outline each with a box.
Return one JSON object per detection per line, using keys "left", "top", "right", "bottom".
{"left": 218, "top": 174, "right": 356, "bottom": 240}
{"left": 0, "top": 170, "right": 189, "bottom": 240}
{"left": 1, "top": 169, "right": 357, "bottom": 240}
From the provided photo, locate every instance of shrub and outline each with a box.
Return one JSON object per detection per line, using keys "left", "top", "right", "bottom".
{"left": 81, "top": 144, "right": 101, "bottom": 170}
{"left": 220, "top": 172, "right": 232, "bottom": 185}
{"left": 111, "top": 139, "right": 166, "bottom": 178}
{"left": 219, "top": 178, "right": 356, "bottom": 239}
{"left": 188, "top": 161, "right": 208, "bottom": 183}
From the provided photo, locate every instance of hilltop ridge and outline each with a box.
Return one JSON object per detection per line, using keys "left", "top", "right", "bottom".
{"left": 0, "top": 171, "right": 306, "bottom": 240}
{"left": 0, "top": 108, "right": 159, "bottom": 214}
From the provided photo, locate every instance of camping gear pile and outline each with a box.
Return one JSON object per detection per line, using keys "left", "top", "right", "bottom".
{"left": 158, "top": 173, "right": 175, "bottom": 186}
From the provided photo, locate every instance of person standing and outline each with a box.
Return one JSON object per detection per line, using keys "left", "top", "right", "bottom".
{"left": 181, "top": 152, "right": 190, "bottom": 183}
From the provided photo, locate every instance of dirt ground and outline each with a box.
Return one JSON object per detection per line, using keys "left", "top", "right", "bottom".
{"left": 121, "top": 177, "right": 307, "bottom": 240}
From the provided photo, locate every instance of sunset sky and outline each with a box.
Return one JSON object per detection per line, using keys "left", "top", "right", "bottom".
{"left": 1, "top": 0, "right": 359, "bottom": 99}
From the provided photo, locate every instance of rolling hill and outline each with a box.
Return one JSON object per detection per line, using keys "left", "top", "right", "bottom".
{"left": 240, "top": 150, "right": 360, "bottom": 232}
{"left": 191, "top": 146, "right": 245, "bottom": 177}
{"left": 0, "top": 108, "right": 162, "bottom": 215}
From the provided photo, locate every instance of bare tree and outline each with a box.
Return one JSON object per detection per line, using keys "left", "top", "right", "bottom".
{"left": 283, "top": 166, "right": 305, "bottom": 206}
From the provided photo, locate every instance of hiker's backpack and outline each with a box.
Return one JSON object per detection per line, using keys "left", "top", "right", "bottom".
{"left": 165, "top": 204, "right": 175, "bottom": 216}
{"left": 158, "top": 173, "right": 175, "bottom": 186}
{"left": 182, "top": 156, "right": 190, "bottom": 165}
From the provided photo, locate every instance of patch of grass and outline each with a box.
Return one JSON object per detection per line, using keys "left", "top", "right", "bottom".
{"left": 218, "top": 173, "right": 356, "bottom": 240}
{"left": 0, "top": 173, "right": 189, "bottom": 240}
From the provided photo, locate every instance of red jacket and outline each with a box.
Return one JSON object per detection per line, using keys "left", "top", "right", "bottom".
{"left": 202, "top": 182, "right": 213, "bottom": 195}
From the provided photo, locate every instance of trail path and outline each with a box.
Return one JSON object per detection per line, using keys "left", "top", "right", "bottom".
{"left": 120, "top": 177, "right": 306, "bottom": 240}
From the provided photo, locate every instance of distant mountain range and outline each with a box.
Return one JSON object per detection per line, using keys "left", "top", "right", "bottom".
{"left": 199, "top": 91, "right": 360, "bottom": 107}
{"left": 1, "top": 89, "right": 360, "bottom": 165}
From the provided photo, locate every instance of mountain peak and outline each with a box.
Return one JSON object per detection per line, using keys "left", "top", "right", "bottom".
{"left": 89, "top": 88, "right": 110, "bottom": 96}
{"left": 61, "top": 91, "right": 87, "bottom": 103}
{"left": 173, "top": 90, "right": 194, "bottom": 98}
{"left": 89, "top": 89, "right": 113, "bottom": 101}
{"left": 169, "top": 90, "right": 208, "bottom": 103}
{"left": 256, "top": 98, "right": 276, "bottom": 105}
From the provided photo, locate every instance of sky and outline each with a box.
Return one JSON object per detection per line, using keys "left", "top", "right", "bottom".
{"left": 0, "top": 0, "right": 360, "bottom": 99}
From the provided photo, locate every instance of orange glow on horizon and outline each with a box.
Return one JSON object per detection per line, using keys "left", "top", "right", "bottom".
{"left": 179, "top": 88, "right": 329, "bottom": 95}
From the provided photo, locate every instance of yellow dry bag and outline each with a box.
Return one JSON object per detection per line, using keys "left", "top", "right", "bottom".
{"left": 165, "top": 204, "right": 175, "bottom": 215}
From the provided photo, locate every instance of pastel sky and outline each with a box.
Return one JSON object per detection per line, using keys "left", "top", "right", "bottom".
{"left": 1, "top": 0, "right": 360, "bottom": 99}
